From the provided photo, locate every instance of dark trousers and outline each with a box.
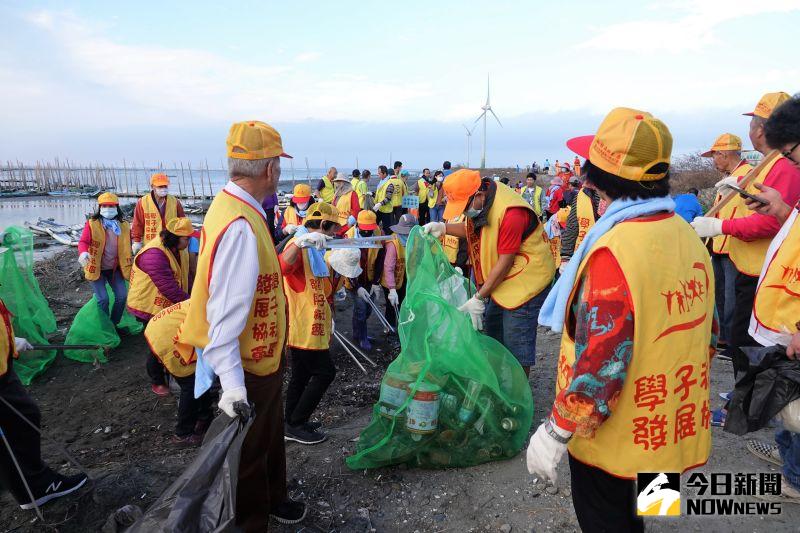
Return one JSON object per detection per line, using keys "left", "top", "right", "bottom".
{"left": 376, "top": 210, "right": 394, "bottom": 234}
{"left": 0, "top": 365, "right": 50, "bottom": 504}
{"left": 418, "top": 203, "right": 430, "bottom": 225}
{"left": 174, "top": 375, "right": 215, "bottom": 437}
{"left": 285, "top": 347, "right": 336, "bottom": 427}
{"left": 351, "top": 289, "right": 373, "bottom": 344}
{"left": 382, "top": 284, "right": 407, "bottom": 330}
{"left": 730, "top": 271, "right": 759, "bottom": 377}
{"left": 569, "top": 453, "right": 643, "bottom": 533}
{"left": 711, "top": 252, "right": 737, "bottom": 343}
{"left": 138, "top": 317, "right": 168, "bottom": 386}
{"left": 237, "top": 370, "right": 287, "bottom": 533}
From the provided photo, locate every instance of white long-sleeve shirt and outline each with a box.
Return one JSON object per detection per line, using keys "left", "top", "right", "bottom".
{"left": 202, "top": 181, "right": 265, "bottom": 392}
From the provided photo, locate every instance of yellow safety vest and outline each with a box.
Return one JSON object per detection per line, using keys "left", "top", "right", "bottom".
{"left": 344, "top": 226, "right": 382, "bottom": 288}
{"left": 351, "top": 178, "right": 368, "bottom": 207}
{"left": 381, "top": 236, "right": 406, "bottom": 289}
{"left": 375, "top": 178, "right": 404, "bottom": 213}
{"left": 711, "top": 162, "right": 753, "bottom": 255}
{"left": 466, "top": 184, "right": 555, "bottom": 309}
{"left": 177, "top": 190, "right": 287, "bottom": 375}
{"left": 728, "top": 156, "right": 783, "bottom": 276}
{"left": 557, "top": 214, "right": 714, "bottom": 478}
{"left": 574, "top": 190, "right": 596, "bottom": 251}
{"left": 417, "top": 179, "right": 438, "bottom": 208}
{"left": 752, "top": 209, "right": 800, "bottom": 339}
{"left": 283, "top": 205, "right": 304, "bottom": 227}
{"left": 284, "top": 241, "right": 332, "bottom": 350}
{"left": 127, "top": 239, "right": 189, "bottom": 318}
{"left": 442, "top": 215, "right": 463, "bottom": 264}
{"left": 0, "top": 299, "right": 17, "bottom": 378}
{"left": 319, "top": 177, "right": 335, "bottom": 203}
{"left": 144, "top": 301, "right": 196, "bottom": 378}
{"left": 521, "top": 186, "right": 543, "bottom": 217}
{"left": 83, "top": 219, "right": 132, "bottom": 281}
{"left": 335, "top": 191, "right": 357, "bottom": 227}
{"left": 141, "top": 193, "right": 178, "bottom": 244}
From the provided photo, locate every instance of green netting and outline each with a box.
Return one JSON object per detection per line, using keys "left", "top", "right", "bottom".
{"left": 0, "top": 227, "right": 57, "bottom": 384}
{"left": 346, "top": 227, "right": 534, "bottom": 470}
{"left": 64, "top": 283, "right": 142, "bottom": 363}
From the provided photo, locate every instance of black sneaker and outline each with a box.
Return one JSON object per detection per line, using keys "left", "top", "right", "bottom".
{"left": 304, "top": 421, "right": 323, "bottom": 431}
{"left": 20, "top": 472, "right": 89, "bottom": 510}
{"left": 270, "top": 499, "right": 307, "bottom": 524}
{"left": 284, "top": 423, "right": 327, "bottom": 445}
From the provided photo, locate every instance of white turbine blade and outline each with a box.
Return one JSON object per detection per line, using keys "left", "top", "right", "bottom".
{"left": 469, "top": 123, "right": 478, "bottom": 135}
{"left": 486, "top": 74, "right": 491, "bottom": 105}
{"left": 463, "top": 124, "right": 471, "bottom": 134}
{"left": 474, "top": 111, "right": 486, "bottom": 124}
{"left": 490, "top": 108, "right": 503, "bottom": 127}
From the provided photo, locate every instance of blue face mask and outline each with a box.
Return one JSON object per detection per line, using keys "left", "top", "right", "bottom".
{"left": 465, "top": 208, "right": 481, "bottom": 219}
{"left": 398, "top": 234, "right": 409, "bottom": 246}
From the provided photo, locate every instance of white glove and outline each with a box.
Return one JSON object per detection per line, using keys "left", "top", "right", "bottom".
{"left": 357, "top": 287, "right": 372, "bottom": 302}
{"left": 457, "top": 294, "right": 485, "bottom": 331}
{"left": 14, "top": 337, "right": 33, "bottom": 352}
{"left": 559, "top": 261, "right": 568, "bottom": 275}
{"left": 371, "top": 204, "right": 382, "bottom": 212}
{"left": 284, "top": 224, "right": 299, "bottom": 235}
{"left": 690, "top": 216, "right": 724, "bottom": 238}
{"left": 422, "top": 221, "right": 446, "bottom": 238}
{"left": 218, "top": 386, "right": 248, "bottom": 418}
{"left": 526, "top": 421, "right": 570, "bottom": 484}
{"left": 295, "top": 232, "right": 330, "bottom": 250}
{"left": 78, "top": 251, "right": 90, "bottom": 267}
{"left": 347, "top": 215, "right": 357, "bottom": 227}
{"left": 715, "top": 175, "right": 741, "bottom": 189}
{"left": 388, "top": 288, "right": 399, "bottom": 306}
{"left": 131, "top": 241, "right": 143, "bottom": 255}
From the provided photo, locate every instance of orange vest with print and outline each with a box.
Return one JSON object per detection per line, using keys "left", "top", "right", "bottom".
{"left": 711, "top": 161, "right": 753, "bottom": 255}
{"left": 83, "top": 219, "right": 132, "bottom": 281}
{"left": 442, "top": 215, "right": 464, "bottom": 264}
{"left": 284, "top": 241, "right": 332, "bottom": 350}
{"left": 343, "top": 226, "right": 383, "bottom": 288}
{"left": 144, "top": 301, "right": 195, "bottom": 378}
{"left": 176, "top": 190, "right": 287, "bottom": 376}
{"left": 752, "top": 209, "right": 800, "bottom": 338}
{"left": 381, "top": 236, "right": 406, "bottom": 289}
{"left": 728, "top": 156, "right": 782, "bottom": 276}
{"left": 141, "top": 194, "right": 178, "bottom": 244}
{"left": 574, "top": 190, "right": 596, "bottom": 251}
{"left": 127, "top": 239, "right": 190, "bottom": 318}
{"left": 335, "top": 191, "right": 357, "bottom": 227}
{"left": 0, "top": 300, "right": 18, "bottom": 378}
{"left": 466, "top": 183, "right": 555, "bottom": 309}
{"left": 556, "top": 214, "right": 714, "bottom": 478}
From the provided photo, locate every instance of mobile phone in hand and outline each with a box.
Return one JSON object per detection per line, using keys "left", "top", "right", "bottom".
{"left": 724, "top": 184, "right": 768, "bottom": 205}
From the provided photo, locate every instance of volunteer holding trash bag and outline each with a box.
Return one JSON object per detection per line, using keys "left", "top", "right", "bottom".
{"left": 422, "top": 169, "right": 554, "bottom": 377}
{"left": 131, "top": 173, "right": 186, "bottom": 253}
{"left": 77, "top": 192, "right": 132, "bottom": 327}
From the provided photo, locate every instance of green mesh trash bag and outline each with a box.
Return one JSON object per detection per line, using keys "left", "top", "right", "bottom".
{"left": 0, "top": 227, "right": 57, "bottom": 384}
{"left": 64, "top": 282, "right": 142, "bottom": 363}
{"left": 346, "top": 227, "right": 534, "bottom": 470}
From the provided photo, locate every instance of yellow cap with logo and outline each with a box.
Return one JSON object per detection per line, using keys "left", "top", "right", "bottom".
{"left": 744, "top": 92, "right": 791, "bottom": 119}
{"left": 166, "top": 217, "right": 195, "bottom": 237}
{"left": 292, "top": 183, "right": 312, "bottom": 202}
{"left": 305, "top": 202, "right": 339, "bottom": 224}
{"left": 701, "top": 133, "right": 742, "bottom": 157}
{"left": 150, "top": 173, "right": 170, "bottom": 187}
{"left": 98, "top": 192, "right": 119, "bottom": 205}
{"left": 226, "top": 120, "right": 293, "bottom": 160}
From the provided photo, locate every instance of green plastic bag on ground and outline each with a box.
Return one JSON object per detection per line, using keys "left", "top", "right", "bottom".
{"left": 64, "top": 283, "right": 142, "bottom": 363}
{"left": 0, "top": 227, "right": 57, "bottom": 384}
{"left": 346, "top": 227, "right": 534, "bottom": 470}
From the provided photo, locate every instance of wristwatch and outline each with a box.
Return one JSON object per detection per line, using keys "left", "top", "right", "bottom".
{"left": 474, "top": 292, "right": 489, "bottom": 304}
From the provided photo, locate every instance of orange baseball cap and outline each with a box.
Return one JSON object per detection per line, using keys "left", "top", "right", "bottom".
{"left": 227, "top": 120, "right": 292, "bottom": 160}
{"left": 356, "top": 210, "right": 378, "bottom": 230}
{"left": 292, "top": 183, "right": 312, "bottom": 203}
{"left": 97, "top": 192, "right": 119, "bottom": 205}
{"left": 701, "top": 133, "right": 742, "bottom": 157}
{"left": 744, "top": 92, "right": 791, "bottom": 119}
{"left": 565, "top": 107, "right": 672, "bottom": 182}
{"left": 150, "top": 173, "right": 170, "bottom": 187}
{"left": 166, "top": 217, "right": 194, "bottom": 237}
{"left": 442, "top": 169, "right": 482, "bottom": 219}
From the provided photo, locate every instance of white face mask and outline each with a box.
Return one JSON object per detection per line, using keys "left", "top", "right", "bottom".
{"left": 297, "top": 201, "right": 309, "bottom": 210}
{"left": 155, "top": 187, "right": 169, "bottom": 198}
{"left": 100, "top": 207, "right": 117, "bottom": 219}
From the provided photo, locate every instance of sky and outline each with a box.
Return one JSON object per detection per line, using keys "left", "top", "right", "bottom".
{"left": 0, "top": 0, "right": 798, "bottom": 170}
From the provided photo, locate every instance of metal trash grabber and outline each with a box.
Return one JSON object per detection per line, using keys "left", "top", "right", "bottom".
{"left": 331, "top": 331, "right": 367, "bottom": 374}
{"left": 333, "top": 329, "right": 377, "bottom": 367}
{"left": 361, "top": 293, "right": 396, "bottom": 334}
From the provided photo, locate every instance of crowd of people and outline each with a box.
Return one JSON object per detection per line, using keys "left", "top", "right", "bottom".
{"left": 1, "top": 91, "right": 800, "bottom": 531}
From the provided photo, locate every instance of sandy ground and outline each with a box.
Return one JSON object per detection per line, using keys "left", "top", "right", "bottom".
{"left": 0, "top": 248, "right": 797, "bottom": 532}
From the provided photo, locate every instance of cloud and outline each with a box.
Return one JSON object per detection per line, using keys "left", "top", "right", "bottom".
{"left": 295, "top": 51, "right": 321, "bottom": 63}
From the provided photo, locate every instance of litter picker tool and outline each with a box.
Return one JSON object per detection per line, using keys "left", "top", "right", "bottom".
{"left": 325, "top": 235, "right": 393, "bottom": 249}
{"left": 333, "top": 329, "right": 377, "bottom": 367}
{"left": 704, "top": 150, "right": 780, "bottom": 218}
{"left": 332, "top": 331, "right": 367, "bottom": 374}
{"left": 362, "top": 294, "right": 396, "bottom": 334}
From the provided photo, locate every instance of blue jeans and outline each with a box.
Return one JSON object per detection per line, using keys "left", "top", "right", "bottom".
{"left": 351, "top": 289, "right": 373, "bottom": 343}
{"left": 483, "top": 288, "right": 549, "bottom": 367}
{"left": 776, "top": 429, "right": 800, "bottom": 491}
{"left": 429, "top": 205, "right": 444, "bottom": 223}
{"left": 711, "top": 253, "right": 737, "bottom": 342}
{"left": 90, "top": 269, "right": 128, "bottom": 325}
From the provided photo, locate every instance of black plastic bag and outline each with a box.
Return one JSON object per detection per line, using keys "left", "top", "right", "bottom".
{"left": 725, "top": 346, "right": 800, "bottom": 435}
{"left": 128, "top": 406, "right": 253, "bottom": 533}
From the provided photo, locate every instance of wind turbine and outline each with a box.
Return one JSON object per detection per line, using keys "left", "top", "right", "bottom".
{"left": 462, "top": 124, "right": 477, "bottom": 168}
{"left": 474, "top": 75, "right": 502, "bottom": 169}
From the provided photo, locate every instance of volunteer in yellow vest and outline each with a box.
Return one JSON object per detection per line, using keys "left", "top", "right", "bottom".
{"left": 559, "top": 183, "right": 600, "bottom": 273}
{"left": 413, "top": 168, "right": 437, "bottom": 225}
{"left": 77, "top": 193, "right": 132, "bottom": 326}
{"left": 372, "top": 164, "right": 405, "bottom": 233}
{"left": 278, "top": 183, "right": 314, "bottom": 239}
{"left": 527, "top": 107, "right": 718, "bottom": 532}
{"left": 175, "top": 120, "right": 306, "bottom": 527}
{"left": 422, "top": 169, "right": 555, "bottom": 377}
{"left": 700, "top": 133, "right": 753, "bottom": 351}
{"left": 128, "top": 217, "right": 192, "bottom": 397}
{"left": 382, "top": 214, "right": 418, "bottom": 335}
{"left": 692, "top": 91, "right": 800, "bottom": 379}
{"left": 520, "top": 173, "right": 545, "bottom": 220}
{"left": 346, "top": 210, "right": 385, "bottom": 350}
{"left": 351, "top": 169, "right": 369, "bottom": 207}
{"left": 279, "top": 203, "right": 343, "bottom": 445}
{"left": 0, "top": 296, "right": 89, "bottom": 509}
{"left": 131, "top": 173, "right": 185, "bottom": 253}
{"left": 332, "top": 172, "right": 361, "bottom": 236}
{"left": 315, "top": 166, "right": 337, "bottom": 204}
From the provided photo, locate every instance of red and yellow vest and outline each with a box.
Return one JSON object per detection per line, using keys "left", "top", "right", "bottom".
{"left": 319, "top": 176, "right": 335, "bottom": 203}
{"left": 335, "top": 191, "right": 357, "bottom": 227}
{"left": 442, "top": 215, "right": 464, "bottom": 265}
{"left": 0, "top": 299, "right": 18, "bottom": 378}
{"left": 574, "top": 190, "right": 596, "bottom": 251}
{"left": 375, "top": 178, "right": 404, "bottom": 213}
{"left": 284, "top": 241, "right": 332, "bottom": 350}
{"left": 177, "top": 190, "right": 287, "bottom": 376}
{"left": 711, "top": 161, "right": 753, "bottom": 255}
{"left": 728, "top": 156, "right": 782, "bottom": 276}
{"left": 141, "top": 193, "right": 178, "bottom": 244}
{"left": 343, "top": 226, "right": 382, "bottom": 288}
{"left": 144, "top": 301, "right": 195, "bottom": 378}
{"left": 83, "top": 219, "right": 132, "bottom": 281}
{"left": 127, "top": 239, "right": 190, "bottom": 318}
{"left": 557, "top": 214, "right": 714, "bottom": 478}
{"left": 381, "top": 236, "right": 406, "bottom": 289}
{"left": 283, "top": 205, "right": 304, "bottom": 227}
{"left": 466, "top": 184, "right": 555, "bottom": 309}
